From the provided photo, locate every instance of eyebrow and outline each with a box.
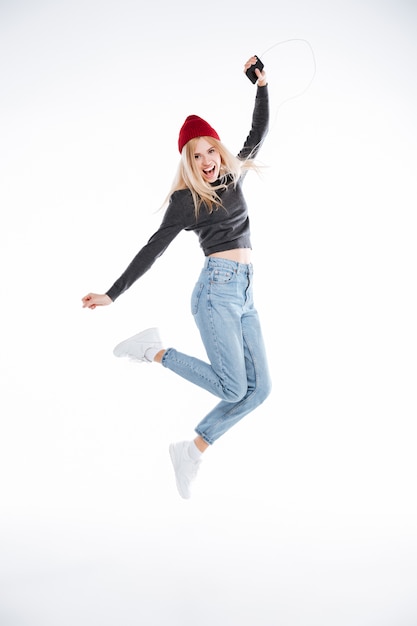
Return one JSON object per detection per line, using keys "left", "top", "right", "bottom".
{"left": 194, "top": 147, "right": 214, "bottom": 156}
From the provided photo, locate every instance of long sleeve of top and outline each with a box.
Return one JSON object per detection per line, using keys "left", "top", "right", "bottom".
{"left": 106, "top": 85, "right": 269, "bottom": 302}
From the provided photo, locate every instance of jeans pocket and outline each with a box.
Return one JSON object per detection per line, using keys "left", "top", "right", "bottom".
{"left": 191, "top": 281, "right": 204, "bottom": 316}
{"left": 210, "top": 268, "right": 235, "bottom": 284}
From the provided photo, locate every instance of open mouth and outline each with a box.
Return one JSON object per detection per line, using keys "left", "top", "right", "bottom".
{"left": 203, "top": 165, "right": 216, "bottom": 177}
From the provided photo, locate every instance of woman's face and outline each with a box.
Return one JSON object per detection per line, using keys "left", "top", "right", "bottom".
{"left": 193, "top": 137, "right": 221, "bottom": 183}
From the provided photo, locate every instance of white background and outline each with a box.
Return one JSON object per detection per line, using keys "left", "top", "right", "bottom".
{"left": 1, "top": 0, "right": 416, "bottom": 624}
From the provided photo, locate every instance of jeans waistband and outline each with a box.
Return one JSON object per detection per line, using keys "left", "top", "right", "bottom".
{"left": 204, "top": 256, "right": 253, "bottom": 275}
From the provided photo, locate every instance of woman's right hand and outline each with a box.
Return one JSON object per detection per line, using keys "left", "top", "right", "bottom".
{"left": 82, "top": 293, "right": 113, "bottom": 309}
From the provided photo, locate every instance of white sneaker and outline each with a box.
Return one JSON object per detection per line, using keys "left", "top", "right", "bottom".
{"left": 113, "top": 327, "right": 163, "bottom": 362}
{"left": 169, "top": 441, "right": 201, "bottom": 499}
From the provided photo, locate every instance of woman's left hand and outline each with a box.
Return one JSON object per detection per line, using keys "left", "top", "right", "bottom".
{"left": 244, "top": 56, "right": 267, "bottom": 86}
{"left": 81, "top": 292, "right": 113, "bottom": 309}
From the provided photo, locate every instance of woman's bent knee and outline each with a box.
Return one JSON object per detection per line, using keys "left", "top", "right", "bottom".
{"left": 224, "top": 376, "right": 272, "bottom": 405}
{"left": 221, "top": 384, "right": 247, "bottom": 403}
{"left": 257, "top": 377, "right": 272, "bottom": 405}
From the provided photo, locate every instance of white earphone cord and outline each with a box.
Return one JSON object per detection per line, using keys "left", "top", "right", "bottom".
{"left": 260, "top": 38, "right": 317, "bottom": 128}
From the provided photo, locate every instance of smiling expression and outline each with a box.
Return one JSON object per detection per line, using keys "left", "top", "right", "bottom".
{"left": 193, "top": 137, "right": 222, "bottom": 183}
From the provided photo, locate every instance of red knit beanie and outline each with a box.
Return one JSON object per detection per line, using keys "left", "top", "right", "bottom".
{"left": 178, "top": 115, "right": 220, "bottom": 153}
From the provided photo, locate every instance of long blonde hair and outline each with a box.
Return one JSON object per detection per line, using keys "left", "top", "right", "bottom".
{"left": 164, "top": 137, "right": 260, "bottom": 218}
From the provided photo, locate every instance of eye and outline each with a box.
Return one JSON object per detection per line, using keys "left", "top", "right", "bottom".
{"left": 208, "top": 148, "right": 216, "bottom": 154}
{"left": 194, "top": 154, "right": 201, "bottom": 160}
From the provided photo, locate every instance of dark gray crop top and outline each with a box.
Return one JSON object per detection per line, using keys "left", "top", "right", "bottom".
{"left": 107, "top": 85, "right": 269, "bottom": 302}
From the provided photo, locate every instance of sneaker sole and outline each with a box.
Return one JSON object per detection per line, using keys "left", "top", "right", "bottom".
{"left": 169, "top": 444, "right": 190, "bottom": 500}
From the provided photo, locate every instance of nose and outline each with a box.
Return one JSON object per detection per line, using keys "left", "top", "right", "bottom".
{"left": 202, "top": 153, "right": 212, "bottom": 166}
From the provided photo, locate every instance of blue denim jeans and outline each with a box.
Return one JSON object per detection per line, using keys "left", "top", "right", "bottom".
{"left": 161, "top": 257, "right": 272, "bottom": 444}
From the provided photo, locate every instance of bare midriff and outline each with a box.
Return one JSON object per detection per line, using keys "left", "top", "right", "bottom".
{"left": 209, "top": 248, "right": 252, "bottom": 264}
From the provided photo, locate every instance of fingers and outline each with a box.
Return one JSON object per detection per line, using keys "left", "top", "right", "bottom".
{"left": 243, "top": 56, "right": 258, "bottom": 72}
{"left": 255, "top": 67, "right": 267, "bottom": 85}
{"left": 82, "top": 293, "right": 98, "bottom": 309}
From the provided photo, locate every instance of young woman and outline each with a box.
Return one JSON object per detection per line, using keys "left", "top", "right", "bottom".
{"left": 82, "top": 56, "right": 272, "bottom": 499}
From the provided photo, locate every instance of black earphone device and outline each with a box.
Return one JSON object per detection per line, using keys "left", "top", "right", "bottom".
{"left": 246, "top": 56, "right": 264, "bottom": 83}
